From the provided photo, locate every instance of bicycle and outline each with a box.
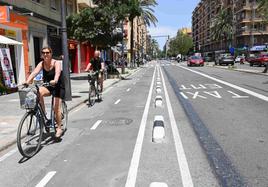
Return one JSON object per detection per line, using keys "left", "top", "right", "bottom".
{"left": 17, "top": 82, "right": 68, "bottom": 158}
{"left": 88, "top": 71, "right": 102, "bottom": 106}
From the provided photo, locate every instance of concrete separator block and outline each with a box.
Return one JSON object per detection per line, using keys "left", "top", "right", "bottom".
{"left": 155, "top": 96, "right": 163, "bottom": 107}
{"left": 150, "top": 182, "right": 168, "bottom": 187}
{"left": 152, "top": 115, "right": 165, "bottom": 143}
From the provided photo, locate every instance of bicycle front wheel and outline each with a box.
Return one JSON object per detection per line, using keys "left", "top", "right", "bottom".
{"left": 88, "top": 84, "right": 96, "bottom": 106}
{"left": 17, "top": 111, "right": 43, "bottom": 158}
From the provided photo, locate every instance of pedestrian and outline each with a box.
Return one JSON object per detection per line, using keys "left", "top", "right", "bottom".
{"left": 24, "top": 46, "right": 65, "bottom": 138}
{"left": 85, "top": 50, "right": 105, "bottom": 92}
{"left": 262, "top": 62, "right": 268, "bottom": 73}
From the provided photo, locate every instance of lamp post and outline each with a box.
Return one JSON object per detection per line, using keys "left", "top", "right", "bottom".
{"left": 61, "top": 0, "right": 72, "bottom": 101}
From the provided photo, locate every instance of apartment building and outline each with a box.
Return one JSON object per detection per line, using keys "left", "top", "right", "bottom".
{"left": 0, "top": 0, "right": 77, "bottom": 85}
{"left": 192, "top": 0, "right": 223, "bottom": 53}
{"left": 192, "top": 0, "right": 268, "bottom": 54}
{"left": 126, "top": 17, "right": 148, "bottom": 63}
{"left": 235, "top": 0, "right": 268, "bottom": 49}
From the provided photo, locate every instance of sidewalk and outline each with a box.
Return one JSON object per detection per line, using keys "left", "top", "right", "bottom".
{"left": 0, "top": 67, "right": 139, "bottom": 152}
{"left": 206, "top": 62, "right": 268, "bottom": 76}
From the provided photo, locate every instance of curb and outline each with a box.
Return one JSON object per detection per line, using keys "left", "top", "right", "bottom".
{"left": 206, "top": 64, "right": 268, "bottom": 76}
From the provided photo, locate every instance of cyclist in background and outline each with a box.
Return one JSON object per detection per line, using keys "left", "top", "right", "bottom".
{"left": 85, "top": 50, "right": 105, "bottom": 92}
{"left": 24, "top": 47, "right": 65, "bottom": 138}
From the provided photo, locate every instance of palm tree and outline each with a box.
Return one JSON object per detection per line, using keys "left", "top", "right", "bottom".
{"left": 257, "top": 0, "right": 268, "bottom": 22}
{"left": 211, "top": 8, "right": 233, "bottom": 50}
{"left": 127, "top": 0, "right": 158, "bottom": 67}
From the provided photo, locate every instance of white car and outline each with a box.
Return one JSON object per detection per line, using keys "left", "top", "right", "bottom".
{"left": 235, "top": 56, "right": 245, "bottom": 63}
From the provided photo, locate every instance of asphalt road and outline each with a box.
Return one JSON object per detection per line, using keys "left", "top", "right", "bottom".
{"left": 0, "top": 60, "right": 267, "bottom": 187}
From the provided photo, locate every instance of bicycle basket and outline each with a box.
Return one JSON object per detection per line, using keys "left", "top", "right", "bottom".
{"left": 18, "top": 86, "right": 38, "bottom": 109}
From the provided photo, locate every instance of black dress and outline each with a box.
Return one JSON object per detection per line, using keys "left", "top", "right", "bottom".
{"left": 43, "top": 61, "right": 65, "bottom": 99}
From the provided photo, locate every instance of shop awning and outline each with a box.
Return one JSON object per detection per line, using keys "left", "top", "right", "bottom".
{"left": 0, "top": 35, "right": 23, "bottom": 45}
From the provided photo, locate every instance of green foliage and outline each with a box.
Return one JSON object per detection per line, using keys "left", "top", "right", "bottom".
{"left": 257, "top": 0, "right": 268, "bottom": 23}
{"left": 168, "top": 31, "right": 193, "bottom": 56}
{"left": 210, "top": 8, "right": 233, "bottom": 42}
{"left": 148, "top": 38, "right": 160, "bottom": 58}
{"left": 67, "top": 2, "right": 127, "bottom": 47}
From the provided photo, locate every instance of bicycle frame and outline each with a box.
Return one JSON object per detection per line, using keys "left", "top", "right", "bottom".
{"left": 28, "top": 84, "right": 56, "bottom": 131}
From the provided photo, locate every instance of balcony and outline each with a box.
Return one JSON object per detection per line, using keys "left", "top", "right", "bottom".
{"left": 77, "top": 0, "right": 92, "bottom": 9}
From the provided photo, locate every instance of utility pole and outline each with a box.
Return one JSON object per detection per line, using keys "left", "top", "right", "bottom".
{"left": 61, "top": 0, "right": 72, "bottom": 101}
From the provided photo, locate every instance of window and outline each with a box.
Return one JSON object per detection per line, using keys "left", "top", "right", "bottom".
{"left": 50, "top": 0, "right": 57, "bottom": 10}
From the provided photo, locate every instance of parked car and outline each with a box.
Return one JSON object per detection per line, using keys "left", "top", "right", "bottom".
{"left": 235, "top": 56, "right": 245, "bottom": 64}
{"left": 248, "top": 53, "right": 268, "bottom": 66}
{"left": 215, "top": 53, "right": 234, "bottom": 65}
{"left": 187, "top": 55, "right": 204, "bottom": 66}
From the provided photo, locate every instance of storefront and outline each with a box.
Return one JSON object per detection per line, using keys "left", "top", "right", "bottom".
{"left": 0, "top": 7, "right": 29, "bottom": 94}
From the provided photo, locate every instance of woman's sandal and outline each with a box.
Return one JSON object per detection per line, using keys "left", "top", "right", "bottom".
{"left": 55, "top": 128, "right": 63, "bottom": 138}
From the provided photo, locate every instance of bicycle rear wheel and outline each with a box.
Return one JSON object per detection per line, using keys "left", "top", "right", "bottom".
{"left": 17, "top": 111, "right": 43, "bottom": 158}
{"left": 61, "top": 101, "right": 68, "bottom": 132}
{"left": 88, "top": 84, "right": 96, "bottom": 106}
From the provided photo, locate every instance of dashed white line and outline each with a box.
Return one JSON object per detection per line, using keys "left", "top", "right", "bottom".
{"left": 114, "top": 99, "right": 121, "bottom": 105}
{"left": 90, "top": 120, "right": 102, "bottom": 130}
{"left": 126, "top": 88, "right": 131, "bottom": 92}
{"left": 125, "top": 67, "right": 156, "bottom": 187}
{"left": 35, "top": 171, "right": 56, "bottom": 187}
{"left": 160, "top": 66, "right": 194, "bottom": 187}
{"left": 0, "top": 149, "right": 17, "bottom": 162}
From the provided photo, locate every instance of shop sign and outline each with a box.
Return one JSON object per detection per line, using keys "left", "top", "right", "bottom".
{"left": 5, "top": 30, "right": 16, "bottom": 38}
{"left": 0, "top": 48, "right": 16, "bottom": 88}
{"left": 0, "top": 6, "right": 10, "bottom": 23}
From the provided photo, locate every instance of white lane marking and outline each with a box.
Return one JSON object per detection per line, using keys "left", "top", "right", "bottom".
{"left": 227, "top": 91, "right": 249, "bottom": 98}
{"left": 90, "top": 120, "right": 102, "bottom": 130}
{"left": 0, "top": 149, "right": 17, "bottom": 162}
{"left": 133, "top": 82, "right": 136, "bottom": 85}
{"left": 160, "top": 66, "right": 194, "bottom": 187}
{"left": 8, "top": 99, "right": 19, "bottom": 102}
{"left": 125, "top": 67, "right": 156, "bottom": 187}
{"left": 126, "top": 88, "right": 131, "bottom": 92}
{"left": 150, "top": 182, "right": 168, "bottom": 187}
{"left": 114, "top": 99, "right": 121, "bottom": 105}
{"left": 178, "top": 65, "right": 268, "bottom": 102}
{"left": 35, "top": 171, "right": 56, "bottom": 187}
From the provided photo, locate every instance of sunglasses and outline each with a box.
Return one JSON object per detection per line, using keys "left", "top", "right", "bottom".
{"left": 42, "top": 51, "right": 51, "bottom": 55}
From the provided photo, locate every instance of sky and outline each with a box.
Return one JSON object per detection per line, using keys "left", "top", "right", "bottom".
{"left": 148, "top": 0, "right": 200, "bottom": 50}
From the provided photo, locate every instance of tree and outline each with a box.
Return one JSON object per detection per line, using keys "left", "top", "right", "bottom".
{"left": 148, "top": 38, "right": 159, "bottom": 59}
{"left": 168, "top": 31, "right": 193, "bottom": 56}
{"left": 67, "top": 2, "right": 127, "bottom": 48}
{"left": 211, "top": 8, "right": 233, "bottom": 49}
{"left": 257, "top": 0, "right": 268, "bottom": 22}
{"left": 126, "top": 0, "right": 158, "bottom": 66}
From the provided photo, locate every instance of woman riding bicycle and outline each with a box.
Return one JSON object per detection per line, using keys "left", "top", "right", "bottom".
{"left": 24, "top": 47, "right": 65, "bottom": 138}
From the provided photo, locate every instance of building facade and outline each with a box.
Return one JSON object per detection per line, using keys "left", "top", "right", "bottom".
{"left": 0, "top": 0, "right": 77, "bottom": 86}
{"left": 192, "top": 0, "right": 268, "bottom": 54}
